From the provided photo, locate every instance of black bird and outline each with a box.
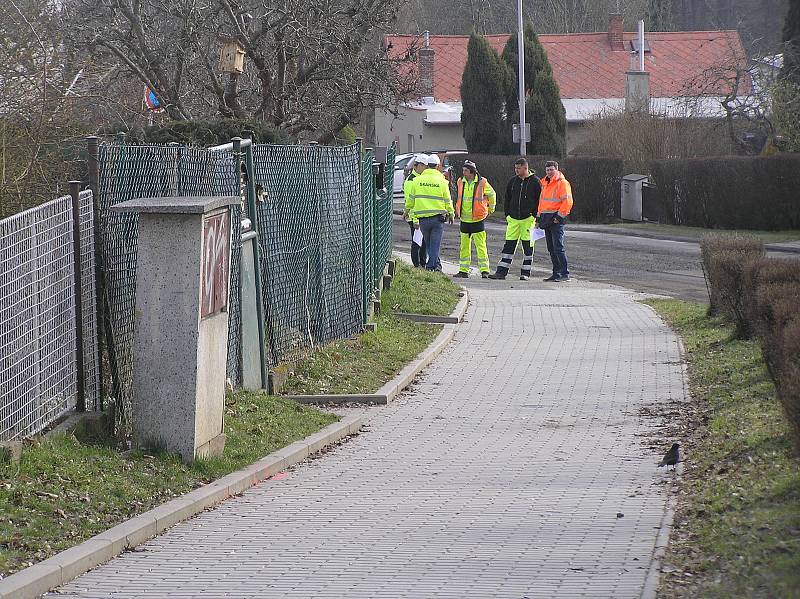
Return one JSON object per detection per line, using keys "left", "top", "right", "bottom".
{"left": 658, "top": 443, "right": 680, "bottom": 470}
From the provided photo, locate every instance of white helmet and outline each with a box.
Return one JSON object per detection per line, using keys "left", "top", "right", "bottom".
{"left": 413, "top": 153, "right": 429, "bottom": 165}
{"left": 427, "top": 154, "right": 441, "bottom": 167}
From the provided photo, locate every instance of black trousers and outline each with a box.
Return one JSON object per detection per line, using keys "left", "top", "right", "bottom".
{"left": 408, "top": 221, "right": 427, "bottom": 267}
{"left": 495, "top": 239, "right": 533, "bottom": 276}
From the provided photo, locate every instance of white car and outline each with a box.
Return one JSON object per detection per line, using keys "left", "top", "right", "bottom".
{"left": 392, "top": 153, "right": 416, "bottom": 203}
{"left": 391, "top": 150, "right": 468, "bottom": 207}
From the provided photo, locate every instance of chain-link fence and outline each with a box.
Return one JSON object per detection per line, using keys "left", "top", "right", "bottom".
{"left": 0, "top": 191, "right": 100, "bottom": 440}
{"left": 252, "top": 143, "right": 364, "bottom": 366}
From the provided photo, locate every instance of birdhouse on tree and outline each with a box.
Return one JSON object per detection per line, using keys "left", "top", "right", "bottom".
{"left": 218, "top": 37, "right": 246, "bottom": 74}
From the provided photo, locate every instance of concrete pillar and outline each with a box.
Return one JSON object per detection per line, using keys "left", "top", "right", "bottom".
{"left": 112, "top": 196, "right": 239, "bottom": 462}
{"left": 625, "top": 71, "right": 650, "bottom": 115}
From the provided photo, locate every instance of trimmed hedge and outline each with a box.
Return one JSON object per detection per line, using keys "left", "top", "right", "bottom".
{"left": 450, "top": 154, "right": 623, "bottom": 222}
{"left": 699, "top": 236, "right": 764, "bottom": 324}
{"left": 649, "top": 154, "right": 800, "bottom": 230}
{"left": 702, "top": 235, "right": 800, "bottom": 455}
{"left": 744, "top": 258, "right": 800, "bottom": 337}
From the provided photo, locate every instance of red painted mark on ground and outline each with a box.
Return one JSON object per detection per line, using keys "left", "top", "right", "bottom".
{"left": 270, "top": 472, "right": 289, "bottom": 481}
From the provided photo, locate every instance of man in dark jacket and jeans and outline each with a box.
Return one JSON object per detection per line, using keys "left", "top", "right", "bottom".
{"left": 488, "top": 157, "right": 541, "bottom": 280}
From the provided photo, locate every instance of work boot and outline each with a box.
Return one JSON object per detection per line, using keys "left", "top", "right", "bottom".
{"left": 519, "top": 275, "right": 529, "bottom": 281}
{"left": 488, "top": 272, "right": 506, "bottom": 280}
{"left": 453, "top": 271, "right": 468, "bottom": 279}
{"left": 543, "top": 274, "right": 559, "bottom": 282}
{"left": 481, "top": 272, "right": 489, "bottom": 279}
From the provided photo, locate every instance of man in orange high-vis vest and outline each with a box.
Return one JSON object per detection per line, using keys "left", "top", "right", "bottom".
{"left": 536, "top": 160, "right": 573, "bottom": 282}
{"left": 453, "top": 160, "right": 496, "bottom": 278}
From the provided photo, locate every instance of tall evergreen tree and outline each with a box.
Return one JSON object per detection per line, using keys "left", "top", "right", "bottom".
{"left": 501, "top": 23, "right": 551, "bottom": 120}
{"left": 460, "top": 33, "right": 509, "bottom": 153}
{"left": 498, "top": 22, "right": 565, "bottom": 156}
{"left": 527, "top": 72, "right": 566, "bottom": 157}
{"left": 646, "top": 0, "right": 675, "bottom": 32}
{"left": 782, "top": 0, "right": 800, "bottom": 85}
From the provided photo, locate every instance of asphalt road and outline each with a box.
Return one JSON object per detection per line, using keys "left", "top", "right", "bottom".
{"left": 392, "top": 214, "right": 709, "bottom": 303}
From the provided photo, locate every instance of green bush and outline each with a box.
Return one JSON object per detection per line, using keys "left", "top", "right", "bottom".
{"left": 448, "top": 153, "right": 622, "bottom": 222}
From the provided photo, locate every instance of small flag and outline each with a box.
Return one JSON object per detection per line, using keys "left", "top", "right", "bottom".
{"left": 144, "top": 86, "right": 163, "bottom": 112}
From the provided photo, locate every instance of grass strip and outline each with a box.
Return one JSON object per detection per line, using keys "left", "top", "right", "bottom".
{"left": 282, "top": 263, "right": 462, "bottom": 395}
{"left": 0, "top": 392, "right": 337, "bottom": 578}
{"left": 383, "top": 261, "right": 462, "bottom": 316}
{"left": 646, "top": 299, "right": 800, "bottom": 599}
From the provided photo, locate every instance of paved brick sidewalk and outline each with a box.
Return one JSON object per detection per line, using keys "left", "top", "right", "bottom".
{"left": 52, "top": 283, "right": 684, "bottom": 599}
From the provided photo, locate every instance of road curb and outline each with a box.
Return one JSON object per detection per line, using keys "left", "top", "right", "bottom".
{"left": 394, "top": 286, "right": 469, "bottom": 324}
{"left": 0, "top": 415, "right": 362, "bottom": 599}
{"left": 286, "top": 289, "right": 468, "bottom": 405}
{"left": 641, "top": 500, "right": 677, "bottom": 599}
{"left": 639, "top": 303, "right": 687, "bottom": 599}
{"left": 376, "top": 324, "right": 457, "bottom": 402}
{"left": 286, "top": 325, "right": 457, "bottom": 405}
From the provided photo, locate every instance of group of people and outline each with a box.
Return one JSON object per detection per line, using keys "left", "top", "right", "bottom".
{"left": 402, "top": 155, "right": 573, "bottom": 282}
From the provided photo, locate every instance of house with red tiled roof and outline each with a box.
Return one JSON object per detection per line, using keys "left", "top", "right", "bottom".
{"left": 374, "top": 15, "right": 751, "bottom": 154}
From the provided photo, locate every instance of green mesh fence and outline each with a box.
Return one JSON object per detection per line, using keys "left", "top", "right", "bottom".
{"left": 96, "top": 141, "right": 240, "bottom": 424}
{"left": 373, "top": 145, "right": 395, "bottom": 284}
{"left": 251, "top": 143, "right": 364, "bottom": 366}
{"left": 96, "top": 139, "right": 395, "bottom": 419}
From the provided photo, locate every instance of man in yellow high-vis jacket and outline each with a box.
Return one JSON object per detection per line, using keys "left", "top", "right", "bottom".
{"left": 402, "top": 154, "right": 429, "bottom": 267}
{"left": 406, "top": 154, "right": 453, "bottom": 271}
{"left": 453, "top": 160, "right": 496, "bottom": 278}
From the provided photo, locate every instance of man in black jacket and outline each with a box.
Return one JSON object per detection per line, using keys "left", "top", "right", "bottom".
{"left": 488, "top": 158, "right": 541, "bottom": 280}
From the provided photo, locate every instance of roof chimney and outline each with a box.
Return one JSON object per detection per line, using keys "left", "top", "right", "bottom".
{"left": 608, "top": 14, "right": 625, "bottom": 51}
{"left": 418, "top": 31, "right": 435, "bottom": 99}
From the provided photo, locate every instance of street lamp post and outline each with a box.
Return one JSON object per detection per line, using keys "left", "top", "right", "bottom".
{"left": 516, "top": 0, "right": 526, "bottom": 156}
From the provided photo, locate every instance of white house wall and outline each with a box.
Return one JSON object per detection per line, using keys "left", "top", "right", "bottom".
{"left": 374, "top": 106, "right": 469, "bottom": 153}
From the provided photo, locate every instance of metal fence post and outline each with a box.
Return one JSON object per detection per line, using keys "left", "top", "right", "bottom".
{"left": 86, "top": 136, "right": 105, "bottom": 410}
{"left": 105, "top": 132, "right": 127, "bottom": 410}
{"left": 69, "top": 181, "right": 87, "bottom": 412}
{"left": 356, "top": 138, "right": 368, "bottom": 325}
{"left": 238, "top": 135, "right": 269, "bottom": 388}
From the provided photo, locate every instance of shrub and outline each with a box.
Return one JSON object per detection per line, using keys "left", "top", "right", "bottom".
{"left": 649, "top": 155, "right": 800, "bottom": 230}
{"left": 778, "top": 321, "right": 800, "bottom": 455}
{"left": 578, "top": 111, "right": 733, "bottom": 174}
{"left": 743, "top": 257, "right": 800, "bottom": 337}
{"left": 752, "top": 279, "right": 800, "bottom": 455}
{"left": 449, "top": 153, "right": 623, "bottom": 222}
{"left": 700, "top": 235, "right": 764, "bottom": 324}
{"left": 754, "top": 281, "right": 800, "bottom": 374}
